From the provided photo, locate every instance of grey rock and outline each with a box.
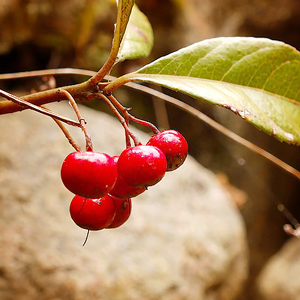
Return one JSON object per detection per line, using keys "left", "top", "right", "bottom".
{"left": 0, "top": 103, "right": 248, "bottom": 300}
{"left": 258, "top": 237, "right": 300, "bottom": 300}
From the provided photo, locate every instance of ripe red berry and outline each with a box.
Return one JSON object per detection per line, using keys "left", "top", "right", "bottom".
{"left": 147, "top": 130, "right": 188, "bottom": 171}
{"left": 61, "top": 151, "right": 117, "bottom": 198}
{"left": 117, "top": 145, "right": 167, "bottom": 187}
{"left": 69, "top": 195, "right": 116, "bottom": 230}
{"left": 109, "top": 156, "right": 147, "bottom": 198}
{"left": 107, "top": 196, "right": 132, "bottom": 229}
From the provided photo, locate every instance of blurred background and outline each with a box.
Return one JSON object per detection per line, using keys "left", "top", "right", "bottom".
{"left": 0, "top": 0, "right": 300, "bottom": 299}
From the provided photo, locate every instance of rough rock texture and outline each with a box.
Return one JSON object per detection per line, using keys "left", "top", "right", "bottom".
{"left": 258, "top": 237, "right": 300, "bottom": 300}
{"left": 0, "top": 103, "right": 248, "bottom": 300}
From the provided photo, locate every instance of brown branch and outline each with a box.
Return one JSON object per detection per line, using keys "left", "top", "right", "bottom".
{"left": 0, "top": 80, "right": 95, "bottom": 115}
{"left": 0, "top": 89, "right": 81, "bottom": 127}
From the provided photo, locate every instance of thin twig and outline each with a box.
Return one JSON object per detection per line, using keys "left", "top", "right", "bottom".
{"left": 0, "top": 68, "right": 97, "bottom": 80}
{"left": 124, "top": 113, "right": 131, "bottom": 148}
{"left": 153, "top": 96, "right": 170, "bottom": 130}
{"left": 48, "top": 114, "right": 81, "bottom": 152}
{"left": 104, "top": 94, "right": 134, "bottom": 146}
{"left": 59, "top": 89, "right": 93, "bottom": 151}
{"left": 127, "top": 114, "right": 160, "bottom": 135}
{"left": 93, "top": 93, "right": 141, "bottom": 146}
{"left": 0, "top": 81, "right": 95, "bottom": 115}
{"left": 0, "top": 88, "right": 81, "bottom": 127}
{"left": 107, "top": 94, "right": 160, "bottom": 134}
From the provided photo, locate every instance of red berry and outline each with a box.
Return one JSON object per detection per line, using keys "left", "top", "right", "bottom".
{"left": 61, "top": 151, "right": 117, "bottom": 198}
{"left": 110, "top": 175, "right": 147, "bottom": 198}
{"left": 109, "top": 156, "right": 147, "bottom": 198}
{"left": 107, "top": 196, "right": 132, "bottom": 228}
{"left": 117, "top": 145, "right": 167, "bottom": 187}
{"left": 147, "top": 130, "right": 188, "bottom": 171}
{"left": 69, "top": 195, "right": 116, "bottom": 230}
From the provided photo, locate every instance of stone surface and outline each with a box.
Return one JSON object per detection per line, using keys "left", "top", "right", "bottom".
{"left": 0, "top": 103, "right": 248, "bottom": 300}
{"left": 258, "top": 237, "right": 300, "bottom": 300}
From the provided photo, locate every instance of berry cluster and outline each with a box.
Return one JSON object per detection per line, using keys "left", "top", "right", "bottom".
{"left": 61, "top": 130, "right": 188, "bottom": 233}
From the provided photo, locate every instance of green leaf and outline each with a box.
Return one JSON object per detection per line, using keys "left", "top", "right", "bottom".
{"left": 116, "top": 5, "right": 154, "bottom": 63}
{"left": 127, "top": 37, "right": 300, "bottom": 145}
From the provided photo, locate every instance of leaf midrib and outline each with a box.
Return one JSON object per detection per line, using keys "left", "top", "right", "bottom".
{"left": 131, "top": 73, "right": 300, "bottom": 106}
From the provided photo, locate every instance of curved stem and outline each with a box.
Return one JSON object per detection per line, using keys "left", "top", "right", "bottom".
{"left": 94, "top": 93, "right": 141, "bottom": 146}
{"left": 107, "top": 94, "right": 160, "bottom": 134}
{"left": 124, "top": 114, "right": 131, "bottom": 148}
{"left": 50, "top": 114, "right": 82, "bottom": 152}
{"left": 104, "top": 94, "right": 132, "bottom": 146}
{"left": 82, "top": 230, "right": 90, "bottom": 246}
{"left": 128, "top": 114, "right": 160, "bottom": 134}
{"left": 60, "top": 89, "right": 93, "bottom": 151}
{"left": 103, "top": 73, "right": 135, "bottom": 94}
{"left": 89, "top": 0, "right": 134, "bottom": 85}
{"left": 0, "top": 68, "right": 97, "bottom": 79}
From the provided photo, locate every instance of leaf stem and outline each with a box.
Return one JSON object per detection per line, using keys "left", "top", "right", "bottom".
{"left": 89, "top": 0, "right": 134, "bottom": 85}
{"left": 103, "top": 73, "right": 135, "bottom": 94}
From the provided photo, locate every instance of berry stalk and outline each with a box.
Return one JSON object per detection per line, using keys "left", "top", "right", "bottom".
{"left": 48, "top": 112, "right": 82, "bottom": 152}
{"left": 94, "top": 92, "right": 142, "bottom": 146}
{"left": 60, "top": 89, "right": 93, "bottom": 151}
{"left": 106, "top": 93, "right": 160, "bottom": 134}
